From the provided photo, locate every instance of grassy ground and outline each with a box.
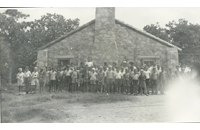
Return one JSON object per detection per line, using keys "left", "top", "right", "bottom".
{"left": 1, "top": 84, "right": 169, "bottom": 123}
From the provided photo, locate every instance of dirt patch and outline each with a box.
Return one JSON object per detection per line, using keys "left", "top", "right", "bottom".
{"left": 37, "top": 97, "right": 51, "bottom": 102}
{"left": 13, "top": 108, "right": 45, "bottom": 122}
{"left": 1, "top": 85, "right": 169, "bottom": 123}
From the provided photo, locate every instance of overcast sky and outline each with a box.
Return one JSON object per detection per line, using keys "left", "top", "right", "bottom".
{"left": 1, "top": 7, "right": 200, "bottom": 30}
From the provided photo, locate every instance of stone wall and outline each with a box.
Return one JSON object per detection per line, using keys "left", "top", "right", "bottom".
{"left": 113, "top": 22, "right": 177, "bottom": 69}
{"left": 38, "top": 23, "right": 95, "bottom": 68}
{"left": 37, "top": 14, "right": 178, "bottom": 70}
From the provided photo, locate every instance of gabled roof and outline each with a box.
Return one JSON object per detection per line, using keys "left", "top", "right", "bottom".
{"left": 37, "top": 19, "right": 182, "bottom": 51}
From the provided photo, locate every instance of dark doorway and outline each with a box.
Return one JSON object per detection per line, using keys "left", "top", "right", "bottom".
{"left": 58, "top": 59, "right": 70, "bottom": 67}
{"left": 144, "top": 60, "right": 154, "bottom": 66}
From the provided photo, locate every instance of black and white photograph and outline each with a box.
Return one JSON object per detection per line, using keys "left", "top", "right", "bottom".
{"left": 0, "top": 3, "right": 200, "bottom": 124}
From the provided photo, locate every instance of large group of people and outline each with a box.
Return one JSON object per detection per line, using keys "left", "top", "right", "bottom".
{"left": 16, "top": 58, "right": 190, "bottom": 96}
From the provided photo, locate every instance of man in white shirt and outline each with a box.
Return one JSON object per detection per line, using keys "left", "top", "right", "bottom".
{"left": 114, "top": 67, "right": 123, "bottom": 93}
{"left": 144, "top": 67, "right": 151, "bottom": 94}
{"left": 85, "top": 57, "right": 94, "bottom": 68}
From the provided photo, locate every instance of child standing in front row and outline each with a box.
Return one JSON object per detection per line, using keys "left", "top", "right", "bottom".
{"left": 151, "top": 67, "right": 158, "bottom": 94}
{"left": 77, "top": 68, "right": 84, "bottom": 92}
{"left": 90, "top": 68, "right": 97, "bottom": 93}
{"left": 17, "top": 68, "right": 24, "bottom": 94}
{"left": 129, "top": 67, "right": 135, "bottom": 95}
{"left": 114, "top": 67, "right": 123, "bottom": 93}
{"left": 124, "top": 68, "right": 130, "bottom": 94}
{"left": 138, "top": 69, "right": 148, "bottom": 96}
{"left": 31, "top": 67, "right": 39, "bottom": 94}
{"left": 71, "top": 67, "right": 78, "bottom": 93}
{"left": 133, "top": 69, "right": 139, "bottom": 95}
{"left": 97, "top": 66, "right": 105, "bottom": 93}
{"left": 106, "top": 66, "right": 114, "bottom": 94}
{"left": 83, "top": 67, "right": 90, "bottom": 92}
{"left": 120, "top": 67, "right": 125, "bottom": 93}
{"left": 39, "top": 69, "right": 46, "bottom": 93}
{"left": 50, "top": 68, "right": 57, "bottom": 92}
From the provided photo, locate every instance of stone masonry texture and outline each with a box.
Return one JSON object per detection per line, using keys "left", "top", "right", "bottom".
{"left": 37, "top": 7, "right": 179, "bottom": 71}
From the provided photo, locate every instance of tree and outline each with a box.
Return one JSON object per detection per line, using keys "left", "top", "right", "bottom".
{"left": 0, "top": 9, "right": 80, "bottom": 84}
{"left": 143, "top": 19, "right": 200, "bottom": 66}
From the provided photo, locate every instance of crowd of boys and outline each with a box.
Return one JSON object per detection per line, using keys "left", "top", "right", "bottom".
{"left": 17, "top": 59, "right": 190, "bottom": 95}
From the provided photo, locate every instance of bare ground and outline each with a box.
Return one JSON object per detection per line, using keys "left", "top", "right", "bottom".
{"left": 1, "top": 86, "right": 170, "bottom": 123}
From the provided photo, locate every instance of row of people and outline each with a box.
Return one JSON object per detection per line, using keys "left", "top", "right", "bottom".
{"left": 17, "top": 60, "right": 184, "bottom": 95}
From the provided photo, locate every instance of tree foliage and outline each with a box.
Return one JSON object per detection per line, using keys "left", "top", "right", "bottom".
{"left": 0, "top": 9, "right": 80, "bottom": 83}
{"left": 143, "top": 19, "right": 200, "bottom": 66}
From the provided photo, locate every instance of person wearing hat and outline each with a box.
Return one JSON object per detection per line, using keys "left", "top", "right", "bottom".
{"left": 138, "top": 69, "right": 148, "bottom": 96}
{"left": 24, "top": 66, "right": 31, "bottom": 94}
{"left": 17, "top": 68, "right": 24, "bottom": 94}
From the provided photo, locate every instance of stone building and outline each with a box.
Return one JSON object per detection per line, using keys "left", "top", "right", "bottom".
{"left": 37, "top": 7, "right": 181, "bottom": 70}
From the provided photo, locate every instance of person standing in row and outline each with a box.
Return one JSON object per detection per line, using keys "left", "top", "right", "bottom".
{"left": 30, "top": 67, "right": 39, "bottom": 94}
{"left": 90, "top": 68, "right": 97, "bottom": 93}
{"left": 120, "top": 67, "right": 125, "bottom": 93}
{"left": 144, "top": 67, "right": 151, "bottom": 95}
{"left": 39, "top": 69, "right": 46, "bottom": 93}
{"left": 83, "top": 67, "right": 90, "bottom": 92}
{"left": 17, "top": 68, "right": 24, "bottom": 94}
{"left": 50, "top": 68, "right": 57, "bottom": 92}
{"left": 59, "top": 68, "right": 65, "bottom": 92}
{"left": 71, "top": 68, "right": 78, "bottom": 93}
{"left": 77, "top": 68, "right": 84, "bottom": 92}
{"left": 24, "top": 66, "right": 31, "bottom": 94}
{"left": 97, "top": 66, "right": 105, "bottom": 93}
{"left": 151, "top": 67, "right": 159, "bottom": 94}
{"left": 138, "top": 69, "right": 148, "bottom": 96}
{"left": 45, "top": 67, "right": 51, "bottom": 92}
{"left": 129, "top": 67, "right": 135, "bottom": 95}
{"left": 124, "top": 68, "right": 130, "bottom": 94}
{"left": 56, "top": 68, "right": 62, "bottom": 92}
{"left": 132, "top": 69, "right": 139, "bottom": 95}
{"left": 64, "top": 66, "right": 72, "bottom": 92}
{"left": 114, "top": 67, "right": 123, "bottom": 93}
{"left": 106, "top": 66, "right": 114, "bottom": 94}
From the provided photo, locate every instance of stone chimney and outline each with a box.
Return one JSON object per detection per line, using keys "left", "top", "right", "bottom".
{"left": 95, "top": 7, "right": 115, "bottom": 30}
{"left": 93, "top": 7, "right": 118, "bottom": 65}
